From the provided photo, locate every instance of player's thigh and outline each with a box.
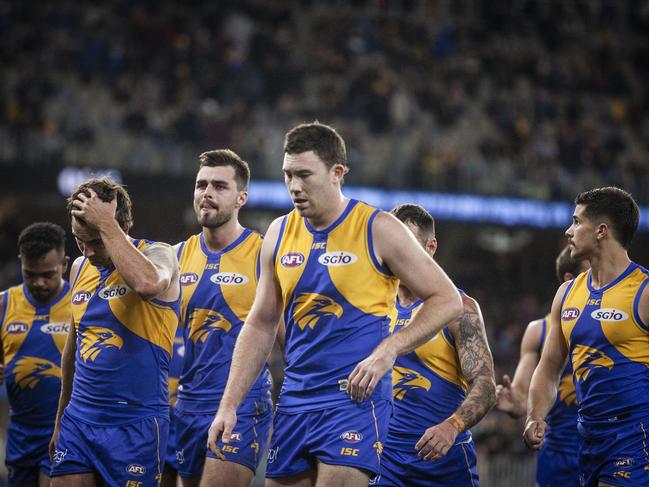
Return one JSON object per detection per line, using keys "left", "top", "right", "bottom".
{"left": 50, "top": 473, "right": 98, "bottom": 487}
{"left": 160, "top": 467, "right": 179, "bottom": 487}
{"left": 37, "top": 472, "right": 50, "bottom": 487}
{"left": 315, "top": 462, "right": 370, "bottom": 487}
{"left": 181, "top": 476, "right": 200, "bottom": 487}
{"left": 265, "top": 469, "right": 316, "bottom": 487}
{"left": 199, "top": 457, "right": 254, "bottom": 487}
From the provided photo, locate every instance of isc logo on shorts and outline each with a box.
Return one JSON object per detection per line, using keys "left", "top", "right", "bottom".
{"left": 281, "top": 252, "right": 305, "bottom": 268}
{"left": 40, "top": 322, "right": 69, "bottom": 335}
{"left": 318, "top": 252, "right": 357, "bottom": 267}
{"left": 126, "top": 464, "right": 146, "bottom": 476}
{"left": 210, "top": 272, "right": 249, "bottom": 285}
{"left": 561, "top": 307, "right": 580, "bottom": 321}
{"left": 72, "top": 290, "right": 91, "bottom": 305}
{"left": 340, "top": 431, "right": 363, "bottom": 443}
{"left": 98, "top": 285, "right": 130, "bottom": 300}
{"left": 180, "top": 273, "right": 199, "bottom": 286}
{"left": 591, "top": 308, "right": 629, "bottom": 322}
{"left": 6, "top": 322, "right": 29, "bottom": 334}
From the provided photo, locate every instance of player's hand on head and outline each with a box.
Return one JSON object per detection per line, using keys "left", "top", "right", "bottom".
{"left": 523, "top": 418, "right": 546, "bottom": 450}
{"left": 347, "top": 343, "right": 396, "bottom": 402}
{"left": 70, "top": 188, "right": 118, "bottom": 229}
{"left": 206, "top": 407, "right": 237, "bottom": 460}
{"left": 415, "top": 421, "right": 458, "bottom": 462}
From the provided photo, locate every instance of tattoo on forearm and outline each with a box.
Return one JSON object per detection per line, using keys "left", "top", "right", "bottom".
{"left": 456, "top": 309, "right": 497, "bottom": 429}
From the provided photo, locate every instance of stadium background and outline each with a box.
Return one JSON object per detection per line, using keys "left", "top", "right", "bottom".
{"left": 1, "top": 1, "right": 649, "bottom": 485}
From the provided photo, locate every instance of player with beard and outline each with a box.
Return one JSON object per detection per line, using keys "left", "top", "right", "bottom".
{"left": 173, "top": 150, "right": 273, "bottom": 487}
{"left": 0, "top": 222, "right": 70, "bottom": 487}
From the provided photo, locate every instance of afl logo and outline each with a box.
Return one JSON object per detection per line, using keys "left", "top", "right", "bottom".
{"left": 318, "top": 251, "right": 357, "bottom": 267}
{"left": 562, "top": 307, "right": 580, "bottom": 321}
{"left": 40, "top": 323, "right": 70, "bottom": 335}
{"left": 126, "top": 464, "right": 146, "bottom": 476}
{"left": 180, "top": 272, "right": 199, "bottom": 286}
{"left": 6, "top": 322, "right": 29, "bottom": 334}
{"left": 281, "top": 252, "right": 305, "bottom": 268}
{"left": 591, "top": 308, "right": 629, "bottom": 322}
{"left": 72, "top": 290, "right": 91, "bottom": 305}
{"left": 210, "top": 272, "right": 249, "bottom": 286}
{"left": 229, "top": 432, "right": 242, "bottom": 442}
{"left": 340, "top": 431, "right": 363, "bottom": 443}
{"left": 98, "top": 285, "right": 130, "bottom": 300}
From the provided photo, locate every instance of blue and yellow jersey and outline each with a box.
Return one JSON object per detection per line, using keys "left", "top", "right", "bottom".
{"left": 388, "top": 297, "right": 470, "bottom": 443}
{"left": 168, "top": 325, "right": 185, "bottom": 408}
{"left": 274, "top": 199, "right": 399, "bottom": 412}
{"left": 560, "top": 262, "right": 649, "bottom": 424}
{"left": 176, "top": 230, "right": 271, "bottom": 413}
{"left": 538, "top": 314, "right": 578, "bottom": 452}
{"left": 0, "top": 282, "right": 70, "bottom": 425}
{"left": 67, "top": 239, "right": 180, "bottom": 425}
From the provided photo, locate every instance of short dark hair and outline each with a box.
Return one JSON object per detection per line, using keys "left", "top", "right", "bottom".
{"left": 390, "top": 204, "right": 436, "bottom": 239}
{"left": 574, "top": 187, "right": 639, "bottom": 249}
{"left": 555, "top": 245, "right": 585, "bottom": 284}
{"left": 284, "top": 122, "right": 347, "bottom": 169}
{"left": 18, "top": 222, "right": 67, "bottom": 260}
{"left": 199, "top": 149, "right": 250, "bottom": 191}
{"left": 67, "top": 177, "right": 134, "bottom": 231}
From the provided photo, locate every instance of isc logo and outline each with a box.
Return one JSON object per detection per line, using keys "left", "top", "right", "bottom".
{"left": 210, "top": 273, "right": 249, "bottom": 286}
{"left": 99, "top": 285, "right": 130, "bottom": 300}
{"left": 340, "top": 447, "right": 360, "bottom": 456}
{"left": 6, "top": 322, "right": 29, "bottom": 334}
{"left": 561, "top": 308, "right": 580, "bottom": 321}
{"left": 280, "top": 252, "right": 305, "bottom": 268}
{"left": 591, "top": 308, "right": 629, "bottom": 322}
{"left": 222, "top": 445, "right": 239, "bottom": 453}
{"left": 126, "top": 464, "right": 146, "bottom": 476}
{"left": 40, "top": 323, "right": 70, "bottom": 335}
{"left": 72, "top": 291, "right": 91, "bottom": 305}
{"left": 340, "top": 431, "right": 363, "bottom": 443}
{"left": 318, "top": 252, "right": 357, "bottom": 267}
{"left": 180, "top": 273, "right": 199, "bottom": 286}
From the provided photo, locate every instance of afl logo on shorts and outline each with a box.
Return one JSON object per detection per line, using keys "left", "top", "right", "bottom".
{"left": 180, "top": 272, "right": 199, "bottom": 286}
{"left": 229, "top": 432, "right": 242, "bottom": 442}
{"left": 126, "top": 464, "right": 146, "bottom": 476}
{"left": 210, "top": 272, "right": 249, "bottom": 286}
{"left": 72, "top": 290, "right": 91, "bottom": 305}
{"left": 591, "top": 308, "right": 629, "bottom": 322}
{"left": 561, "top": 307, "right": 580, "bottom": 321}
{"left": 340, "top": 431, "right": 363, "bottom": 443}
{"left": 318, "top": 252, "right": 357, "bottom": 267}
{"left": 40, "top": 323, "right": 70, "bottom": 335}
{"left": 6, "top": 322, "right": 29, "bottom": 334}
{"left": 281, "top": 252, "right": 305, "bottom": 268}
{"left": 98, "top": 285, "right": 130, "bottom": 300}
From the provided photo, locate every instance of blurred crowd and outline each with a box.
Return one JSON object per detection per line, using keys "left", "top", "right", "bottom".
{"left": 2, "top": 0, "right": 649, "bottom": 201}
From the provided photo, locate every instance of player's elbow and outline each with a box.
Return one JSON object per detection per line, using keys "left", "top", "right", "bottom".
{"left": 132, "top": 276, "right": 168, "bottom": 301}
{"left": 447, "top": 291, "right": 464, "bottom": 323}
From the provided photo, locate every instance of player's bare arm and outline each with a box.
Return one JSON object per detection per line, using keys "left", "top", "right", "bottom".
{"left": 416, "top": 295, "right": 496, "bottom": 461}
{"left": 638, "top": 279, "right": 649, "bottom": 326}
{"left": 206, "top": 217, "right": 284, "bottom": 458}
{"left": 348, "top": 212, "right": 463, "bottom": 402}
{"left": 70, "top": 188, "right": 179, "bottom": 301}
{"left": 496, "top": 319, "right": 543, "bottom": 418}
{"left": 525, "top": 281, "right": 571, "bottom": 450}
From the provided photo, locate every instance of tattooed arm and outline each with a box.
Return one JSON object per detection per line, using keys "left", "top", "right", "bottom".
{"left": 415, "top": 293, "right": 496, "bottom": 461}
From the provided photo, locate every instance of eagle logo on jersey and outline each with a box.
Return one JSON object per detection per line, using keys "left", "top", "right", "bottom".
{"left": 292, "top": 293, "right": 343, "bottom": 331}
{"left": 558, "top": 374, "right": 577, "bottom": 405}
{"left": 13, "top": 356, "right": 61, "bottom": 389}
{"left": 573, "top": 344, "right": 614, "bottom": 382}
{"left": 79, "top": 327, "right": 124, "bottom": 362}
{"left": 188, "top": 309, "right": 233, "bottom": 343}
{"left": 392, "top": 366, "right": 432, "bottom": 400}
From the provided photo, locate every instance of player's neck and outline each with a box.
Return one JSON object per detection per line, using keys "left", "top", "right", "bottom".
{"left": 202, "top": 220, "right": 245, "bottom": 253}
{"left": 306, "top": 194, "right": 349, "bottom": 231}
{"left": 397, "top": 286, "right": 418, "bottom": 308}
{"left": 587, "top": 245, "right": 631, "bottom": 289}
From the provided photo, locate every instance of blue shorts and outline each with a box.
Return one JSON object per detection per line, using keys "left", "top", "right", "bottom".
{"left": 5, "top": 420, "right": 53, "bottom": 487}
{"left": 265, "top": 400, "right": 391, "bottom": 479}
{"left": 577, "top": 417, "right": 649, "bottom": 487}
{"left": 536, "top": 446, "right": 579, "bottom": 487}
{"left": 50, "top": 411, "right": 168, "bottom": 485}
{"left": 374, "top": 431, "right": 478, "bottom": 487}
{"left": 175, "top": 397, "right": 272, "bottom": 478}
{"left": 164, "top": 407, "right": 179, "bottom": 471}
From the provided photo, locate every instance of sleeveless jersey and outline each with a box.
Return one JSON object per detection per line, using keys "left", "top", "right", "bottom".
{"left": 1, "top": 282, "right": 70, "bottom": 425}
{"left": 560, "top": 262, "right": 649, "bottom": 424}
{"left": 68, "top": 239, "right": 180, "bottom": 425}
{"left": 388, "top": 297, "right": 470, "bottom": 443}
{"left": 538, "top": 315, "right": 578, "bottom": 452}
{"left": 168, "top": 325, "right": 185, "bottom": 407}
{"left": 176, "top": 230, "right": 271, "bottom": 413}
{"left": 274, "top": 199, "right": 399, "bottom": 412}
